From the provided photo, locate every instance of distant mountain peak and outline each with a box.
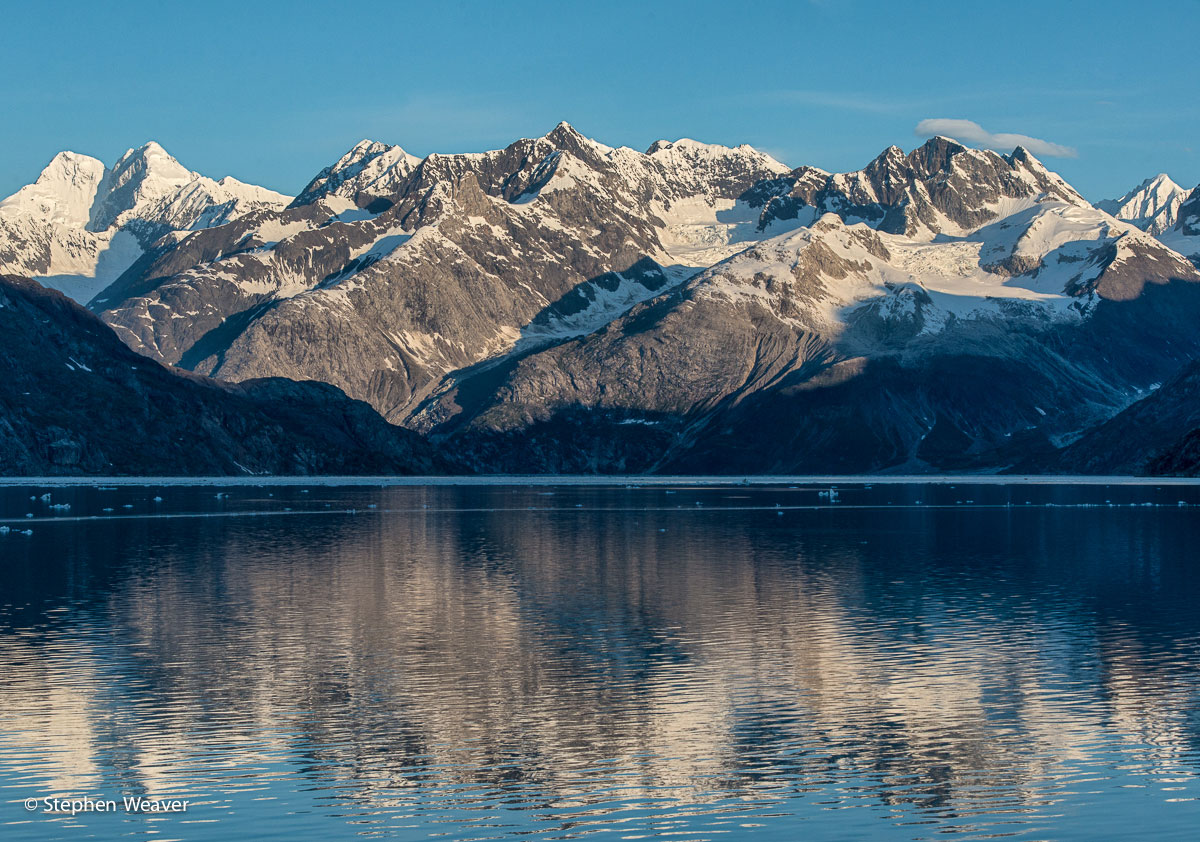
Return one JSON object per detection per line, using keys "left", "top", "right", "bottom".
{"left": 88, "top": 141, "right": 197, "bottom": 232}
{"left": 0, "top": 142, "right": 288, "bottom": 303}
{"left": 907, "top": 135, "right": 971, "bottom": 172}
{"left": 291, "top": 139, "right": 420, "bottom": 208}
{"left": 111, "top": 141, "right": 192, "bottom": 179}
{"left": 646, "top": 137, "right": 730, "bottom": 155}
{"left": 0, "top": 150, "right": 105, "bottom": 228}
{"left": 535, "top": 121, "right": 610, "bottom": 159}
{"left": 1097, "top": 172, "right": 1188, "bottom": 235}
{"left": 645, "top": 137, "right": 790, "bottom": 179}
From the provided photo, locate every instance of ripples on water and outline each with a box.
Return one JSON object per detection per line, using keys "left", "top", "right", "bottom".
{"left": 1, "top": 481, "right": 1199, "bottom": 841}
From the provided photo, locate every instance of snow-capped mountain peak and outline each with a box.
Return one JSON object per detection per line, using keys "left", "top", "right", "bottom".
{"left": 87, "top": 141, "right": 197, "bottom": 232}
{"left": 0, "top": 151, "right": 106, "bottom": 228}
{"left": 0, "top": 141, "right": 289, "bottom": 304}
{"left": 291, "top": 139, "right": 421, "bottom": 208}
{"left": 646, "top": 136, "right": 790, "bottom": 177}
{"left": 541, "top": 121, "right": 608, "bottom": 152}
{"left": 1096, "top": 173, "right": 1188, "bottom": 235}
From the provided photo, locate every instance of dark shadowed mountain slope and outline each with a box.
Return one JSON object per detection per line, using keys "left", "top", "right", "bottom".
{"left": 0, "top": 275, "right": 442, "bottom": 476}
{"left": 1046, "top": 361, "right": 1200, "bottom": 476}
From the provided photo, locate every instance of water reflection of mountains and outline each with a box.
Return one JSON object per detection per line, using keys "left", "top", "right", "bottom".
{"left": 2, "top": 485, "right": 1199, "bottom": 830}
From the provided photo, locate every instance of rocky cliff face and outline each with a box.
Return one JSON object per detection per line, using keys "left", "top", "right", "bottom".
{"left": 0, "top": 275, "right": 442, "bottom": 476}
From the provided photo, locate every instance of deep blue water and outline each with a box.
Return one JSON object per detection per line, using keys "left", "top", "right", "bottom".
{"left": 1, "top": 480, "right": 1199, "bottom": 841}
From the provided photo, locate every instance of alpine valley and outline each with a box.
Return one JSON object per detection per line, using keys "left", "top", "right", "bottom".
{"left": 4, "top": 126, "right": 1200, "bottom": 476}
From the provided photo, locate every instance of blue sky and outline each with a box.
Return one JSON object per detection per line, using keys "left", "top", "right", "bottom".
{"left": 1, "top": 0, "right": 1196, "bottom": 201}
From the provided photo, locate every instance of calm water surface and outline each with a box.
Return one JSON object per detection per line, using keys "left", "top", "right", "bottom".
{"left": 1, "top": 481, "right": 1198, "bottom": 841}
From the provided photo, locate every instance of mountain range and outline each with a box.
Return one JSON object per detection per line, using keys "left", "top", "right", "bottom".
{"left": 3, "top": 125, "right": 1200, "bottom": 475}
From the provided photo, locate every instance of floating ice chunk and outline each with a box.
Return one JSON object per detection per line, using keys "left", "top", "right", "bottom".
{"left": 153, "top": 496, "right": 163, "bottom": 503}
{"left": 21, "top": 529, "right": 32, "bottom": 536}
{"left": 40, "top": 493, "right": 51, "bottom": 502}
{"left": 0, "top": 526, "right": 9, "bottom": 534}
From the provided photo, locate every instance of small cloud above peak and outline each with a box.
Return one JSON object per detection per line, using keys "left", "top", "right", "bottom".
{"left": 914, "top": 118, "right": 1077, "bottom": 159}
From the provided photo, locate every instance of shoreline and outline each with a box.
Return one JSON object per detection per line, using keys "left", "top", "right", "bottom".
{"left": 2, "top": 474, "right": 1199, "bottom": 487}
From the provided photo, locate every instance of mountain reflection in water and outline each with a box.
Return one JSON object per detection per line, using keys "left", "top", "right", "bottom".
{"left": 1, "top": 482, "right": 1198, "bottom": 840}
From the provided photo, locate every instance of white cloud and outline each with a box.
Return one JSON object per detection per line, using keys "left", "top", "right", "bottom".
{"left": 914, "top": 118, "right": 1077, "bottom": 158}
